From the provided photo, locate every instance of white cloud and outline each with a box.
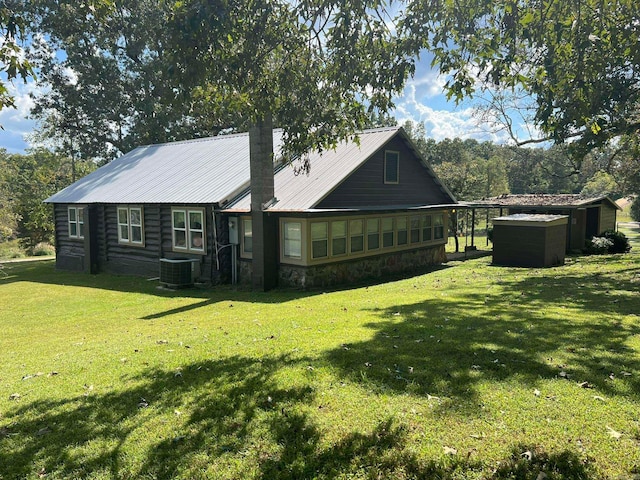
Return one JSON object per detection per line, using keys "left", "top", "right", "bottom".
{"left": 0, "top": 79, "right": 40, "bottom": 153}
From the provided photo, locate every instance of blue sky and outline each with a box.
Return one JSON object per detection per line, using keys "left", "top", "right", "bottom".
{"left": 0, "top": 55, "right": 512, "bottom": 155}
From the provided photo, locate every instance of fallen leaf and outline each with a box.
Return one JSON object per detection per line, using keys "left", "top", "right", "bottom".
{"left": 469, "top": 433, "right": 484, "bottom": 439}
{"left": 536, "top": 472, "right": 548, "bottom": 480}
{"left": 558, "top": 371, "right": 569, "bottom": 378}
{"left": 443, "top": 446, "right": 457, "bottom": 455}
{"left": 521, "top": 450, "right": 532, "bottom": 461}
{"left": 306, "top": 365, "right": 314, "bottom": 371}
{"left": 593, "top": 395, "right": 606, "bottom": 402}
{"left": 364, "top": 362, "right": 372, "bottom": 367}
{"left": 606, "top": 426, "right": 622, "bottom": 439}
{"left": 36, "top": 426, "right": 51, "bottom": 436}
{"left": 577, "top": 381, "right": 593, "bottom": 389}
{"left": 533, "top": 389, "right": 541, "bottom": 397}
{"left": 9, "top": 393, "right": 20, "bottom": 401}
{"left": 156, "top": 340, "right": 169, "bottom": 345}
{"left": 621, "top": 371, "right": 632, "bottom": 377}
{"left": 138, "top": 398, "right": 149, "bottom": 408}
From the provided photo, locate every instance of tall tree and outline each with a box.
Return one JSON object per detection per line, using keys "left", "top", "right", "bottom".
{"left": 166, "top": 0, "right": 414, "bottom": 289}
{"left": 0, "top": 1, "right": 34, "bottom": 116}
{"left": 26, "top": 0, "right": 239, "bottom": 163}
{"left": 404, "top": 0, "right": 640, "bottom": 159}
{"left": 0, "top": 149, "right": 95, "bottom": 246}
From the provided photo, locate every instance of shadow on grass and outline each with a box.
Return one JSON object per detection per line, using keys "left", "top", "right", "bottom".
{"left": 0, "top": 353, "right": 598, "bottom": 480}
{"left": 325, "top": 256, "right": 640, "bottom": 408}
{"left": 0, "top": 258, "right": 453, "bottom": 310}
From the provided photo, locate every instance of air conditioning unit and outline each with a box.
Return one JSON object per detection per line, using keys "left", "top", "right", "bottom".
{"left": 159, "top": 258, "right": 195, "bottom": 288}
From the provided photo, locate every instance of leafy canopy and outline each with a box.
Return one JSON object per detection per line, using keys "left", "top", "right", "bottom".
{"left": 403, "top": 0, "right": 640, "bottom": 157}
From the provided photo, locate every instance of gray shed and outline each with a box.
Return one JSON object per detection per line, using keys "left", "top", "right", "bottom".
{"left": 492, "top": 214, "right": 568, "bottom": 267}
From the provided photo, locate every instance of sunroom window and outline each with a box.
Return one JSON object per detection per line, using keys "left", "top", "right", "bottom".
{"left": 331, "top": 220, "right": 347, "bottom": 256}
{"left": 434, "top": 214, "right": 445, "bottom": 240}
{"left": 410, "top": 216, "right": 421, "bottom": 243}
{"left": 350, "top": 219, "right": 364, "bottom": 253}
{"left": 367, "top": 218, "right": 380, "bottom": 250}
{"left": 283, "top": 221, "right": 302, "bottom": 259}
{"left": 311, "top": 222, "right": 328, "bottom": 259}
{"left": 422, "top": 215, "right": 432, "bottom": 242}
{"left": 382, "top": 217, "right": 394, "bottom": 248}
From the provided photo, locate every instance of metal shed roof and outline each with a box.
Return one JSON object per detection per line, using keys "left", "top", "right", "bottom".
{"left": 45, "top": 131, "right": 284, "bottom": 205}
{"left": 465, "top": 194, "right": 621, "bottom": 210}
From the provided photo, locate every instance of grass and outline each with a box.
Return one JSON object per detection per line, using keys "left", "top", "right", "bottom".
{"left": 1, "top": 226, "right": 639, "bottom": 479}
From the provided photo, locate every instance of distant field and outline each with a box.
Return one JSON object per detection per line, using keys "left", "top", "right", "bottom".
{"left": 1, "top": 228, "right": 639, "bottom": 479}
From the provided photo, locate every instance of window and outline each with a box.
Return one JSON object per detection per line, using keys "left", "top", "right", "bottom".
{"left": 68, "top": 206, "right": 84, "bottom": 239}
{"left": 331, "top": 220, "right": 347, "bottom": 256}
{"left": 434, "top": 214, "right": 445, "bottom": 240}
{"left": 410, "top": 216, "right": 421, "bottom": 243}
{"left": 284, "top": 221, "right": 302, "bottom": 259}
{"left": 397, "top": 216, "right": 408, "bottom": 246}
{"left": 350, "top": 219, "right": 364, "bottom": 253}
{"left": 172, "top": 208, "right": 205, "bottom": 253}
{"left": 384, "top": 151, "right": 399, "bottom": 184}
{"left": 311, "top": 222, "right": 328, "bottom": 259}
{"left": 382, "top": 217, "right": 394, "bottom": 248}
{"left": 422, "top": 215, "right": 432, "bottom": 242}
{"left": 367, "top": 218, "right": 380, "bottom": 250}
{"left": 242, "top": 218, "right": 253, "bottom": 254}
{"left": 117, "top": 207, "right": 143, "bottom": 245}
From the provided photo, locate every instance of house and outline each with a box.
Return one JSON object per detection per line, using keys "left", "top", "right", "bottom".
{"left": 466, "top": 194, "right": 621, "bottom": 251}
{"left": 45, "top": 126, "right": 458, "bottom": 289}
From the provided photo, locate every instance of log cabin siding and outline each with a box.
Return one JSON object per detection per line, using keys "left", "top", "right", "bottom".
{"left": 99, "top": 205, "right": 162, "bottom": 277}
{"left": 54, "top": 204, "right": 85, "bottom": 271}
{"left": 316, "top": 138, "right": 451, "bottom": 209}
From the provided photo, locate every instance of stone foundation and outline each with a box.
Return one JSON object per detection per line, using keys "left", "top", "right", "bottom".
{"left": 278, "top": 245, "right": 446, "bottom": 289}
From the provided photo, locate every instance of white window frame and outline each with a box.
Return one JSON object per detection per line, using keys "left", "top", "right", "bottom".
{"left": 68, "top": 206, "right": 84, "bottom": 239}
{"left": 311, "top": 221, "right": 329, "bottom": 259}
{"left": 117, "top": 206, "right": 144, "bottom": 246}
{"left": 171, "top": 207, "right": 206, "bottom": 254}
{"left": 283, "top": 221, "right": 303, "bottom": 259}
{"left": 241, "top": 217, "right": 253, "bottom": 258}
{"left": 384, "top": 150, "right": 400, "bottom": 184}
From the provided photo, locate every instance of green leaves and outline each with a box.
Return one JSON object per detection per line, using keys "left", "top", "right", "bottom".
{"left": 403, "top": 0, "right": 640, "bottom": 158}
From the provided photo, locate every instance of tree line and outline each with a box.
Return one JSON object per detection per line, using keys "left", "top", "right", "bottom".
{"left": 1, "top": 126, "right": 636, "bottom": 250}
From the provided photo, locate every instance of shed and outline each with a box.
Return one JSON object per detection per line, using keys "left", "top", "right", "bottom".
{"left": 492, "top": 214, "right": 568, "bottom": 267}
{"left": 466, "top": 194, "right": 621, "bottom": 251}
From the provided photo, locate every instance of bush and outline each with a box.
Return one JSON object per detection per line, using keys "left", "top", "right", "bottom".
{"left": 0, "top": 240, "right": 26, "bottom": 259}
{"left": 585, "top": 230, "right": 631, "bottom": 255}
{"left": 601, "top": 230, "right": 632, "bottom": 253}
{"left": 632, "top": 198, "right": 640, "bottom": 222}
{"left": 31, "top": 242, "right": 56, "bottom": 256}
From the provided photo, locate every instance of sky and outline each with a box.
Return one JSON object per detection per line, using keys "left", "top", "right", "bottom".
{"left": 0, "top": 55, "right": 514, "bottom": 155}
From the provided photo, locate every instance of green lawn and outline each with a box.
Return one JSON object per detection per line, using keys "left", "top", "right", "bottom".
{"left": 1, "top": 229, "right": 639, "bottom": 479}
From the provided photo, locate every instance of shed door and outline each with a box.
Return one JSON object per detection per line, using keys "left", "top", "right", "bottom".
{"left": 586, "top": 207, "right": 599, "bottom": 238}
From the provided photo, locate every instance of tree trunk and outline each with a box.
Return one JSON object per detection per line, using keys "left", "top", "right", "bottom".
{"left": 249, "top": 113, "right": 278, "bottom": 291}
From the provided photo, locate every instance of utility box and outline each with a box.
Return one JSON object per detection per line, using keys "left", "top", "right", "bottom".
{"left": 492, "top": 214, "right": 568, "bottom": 268}
{"left": 228, "top": 217, "right": 239, "bottom": 245}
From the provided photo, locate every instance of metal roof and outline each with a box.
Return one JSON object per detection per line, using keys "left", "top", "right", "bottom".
{"left": 225, "top": 126, "right": 455, "bottom": 212}
{"left": 464, "top": 194, "right": 622, "bottom": 210}
{"left": 45, "top": 131, "right": 284, "bottom": 204}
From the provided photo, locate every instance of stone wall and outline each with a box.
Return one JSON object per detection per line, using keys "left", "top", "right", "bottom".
{"left": 278, "top": 245, "right": 446, "bottom": 289}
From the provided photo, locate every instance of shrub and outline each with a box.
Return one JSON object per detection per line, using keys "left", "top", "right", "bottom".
{"left": 585, "top": 236, "right": 613, "bottom": 255}
{"left": 601, "top": 230, "right": 631, "bottom": 253}
{"left": 31, "top": 242, "right": 56, "bottom": 256}
{"left": 585, "top": 231, "right": 631, "bottom": 255}
{"left": 632, "top": 198, "right": 640, "bottom": 222}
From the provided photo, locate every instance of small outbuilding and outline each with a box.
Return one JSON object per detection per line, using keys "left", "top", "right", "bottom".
{"left": 492, "top": 214, "right": 568, "bottom": 267}
{"left": 466, "top": 194, "right": 621, "bottom": 252}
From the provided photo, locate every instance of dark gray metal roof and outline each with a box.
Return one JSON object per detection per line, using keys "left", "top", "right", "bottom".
{"left": 45, "top": 131, "right": 284, "bottom": 204}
